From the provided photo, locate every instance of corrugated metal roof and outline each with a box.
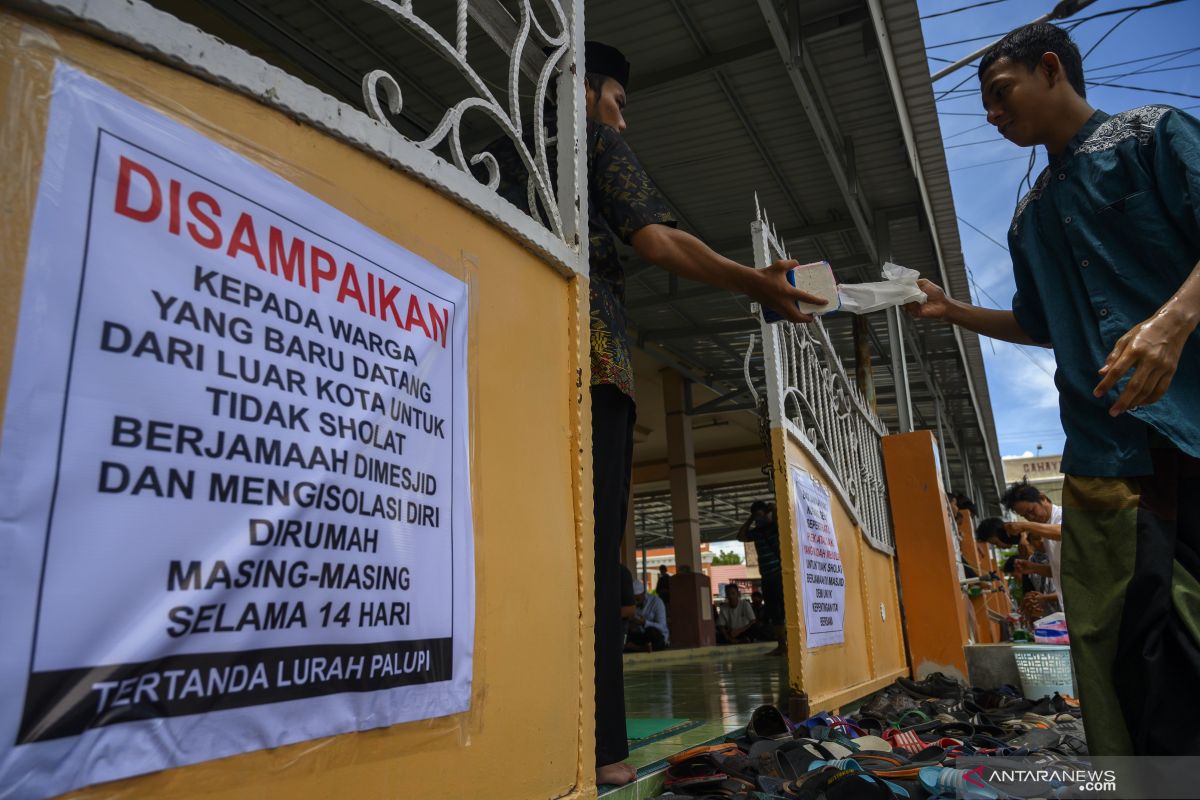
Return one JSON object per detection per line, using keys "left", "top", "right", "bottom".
{"left": 145, "top": 0, "right": 1004, "bottom": 509}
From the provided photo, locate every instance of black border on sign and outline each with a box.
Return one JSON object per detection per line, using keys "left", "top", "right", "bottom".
{"left": 23, "top": 125, "right": 464, "bottom": 727}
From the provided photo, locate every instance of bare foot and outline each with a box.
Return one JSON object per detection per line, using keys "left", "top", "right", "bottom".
{"left": 597, "top": 761, "right": 636, "bottom": 786}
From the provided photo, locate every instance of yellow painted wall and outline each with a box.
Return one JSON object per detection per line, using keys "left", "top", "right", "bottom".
{"left": 882, "top": 431, "right": 970, "bottom": 680}
{"left": 0, "top": 12, "right": 593, "bottom": 800}
{"left": 770, "top": 428, "right": 907, "bottom": 713}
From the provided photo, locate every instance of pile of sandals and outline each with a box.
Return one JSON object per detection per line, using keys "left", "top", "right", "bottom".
{"left": 655, "top": 673, "right": 1086, "bottom": 799}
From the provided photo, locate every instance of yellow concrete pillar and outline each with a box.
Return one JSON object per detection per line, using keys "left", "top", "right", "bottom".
{"left": 661, "top": 368, "right": 713, "bottom": 648}
{"left": 661, "top": 369, "right": 702, "bottom": 570}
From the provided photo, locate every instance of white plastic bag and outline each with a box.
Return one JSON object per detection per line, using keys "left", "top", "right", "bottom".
{"left": 837, "top": 262, "right": 927, "bottom": 315}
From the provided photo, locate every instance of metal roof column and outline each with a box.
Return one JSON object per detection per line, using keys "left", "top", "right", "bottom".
{"left": 887, "top": 309, "right": 914, "bottom": 433}
{"left": 663, "top": 369, "right": 703, "bottom": 572}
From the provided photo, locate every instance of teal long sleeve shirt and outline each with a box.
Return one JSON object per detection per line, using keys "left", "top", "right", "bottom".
{"left": 1008, "top": 106, "right": 1200, "bottom": 477}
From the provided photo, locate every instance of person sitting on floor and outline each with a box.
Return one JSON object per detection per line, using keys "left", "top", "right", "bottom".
{"left": 717, "top": 583, "right": 757, "bottom": 644}
{"left": 625, "top": 580, "right": 669, "bottom": 652}
{"left": 618, "top": 564, "right": 636, "bottom": 646}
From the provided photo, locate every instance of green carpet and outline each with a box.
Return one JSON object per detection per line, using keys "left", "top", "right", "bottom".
{"left": 626, "top": 717, "right": 704, "bottom": 750}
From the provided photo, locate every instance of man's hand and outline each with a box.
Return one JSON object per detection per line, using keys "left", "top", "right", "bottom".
{"left": 628, "top": 226, "right": 825, "bottom": 325}
{"left": 1021, "top": 591, "right": 1046, "bottom": 620}
{"left": 905, "top": 278, "right": 949, "bottom": 320}
{"left": 1094, "top": 306, "right": 1197, "bottom": 416}
{"left": 1014, "top": 559, "right": 1051, "bottom": 579}
{"left": 1005, "top": 520, "right": 1027, "bottom": 537}
{"left": 745, "top": 259, "right": 827, "bottom": 324}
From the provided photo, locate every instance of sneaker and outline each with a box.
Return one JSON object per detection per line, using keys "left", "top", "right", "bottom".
{"left": 897, "top": 672, "right": 965, "bottom": 700}
{"left": 858, "top": 688, "right": 918, "bottom": 721}
{"left": 971, "top": 688, "right": 1033, "bottom": 714}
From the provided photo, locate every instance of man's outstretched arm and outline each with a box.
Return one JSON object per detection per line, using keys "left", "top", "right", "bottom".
{"left": 904, "top": 278, "right": 1044, "bottom": 346}
{"left": 631, "top": 224, "right": 827, "bottom": 325}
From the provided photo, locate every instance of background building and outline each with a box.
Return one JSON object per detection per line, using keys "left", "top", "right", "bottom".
{"left": 1002, "top": 453, "right": 1064, "bottom": 505}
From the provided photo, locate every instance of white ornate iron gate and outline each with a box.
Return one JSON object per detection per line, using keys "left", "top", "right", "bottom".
{"left": 747, "top": 205, "right": 894, "bottom": 553}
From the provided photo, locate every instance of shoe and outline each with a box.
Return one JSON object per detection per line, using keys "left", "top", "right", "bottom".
{"left": 859, "top": 688, "right": 918, "bottom": 722}
{"left": 746, "top": 705, "right": 792, "bottom": 742}
{"left": 971, "top": 688, "right": 1033, "bottom": 715}
{"left": 897, "top": 672, "right": 965, "bottom": 700}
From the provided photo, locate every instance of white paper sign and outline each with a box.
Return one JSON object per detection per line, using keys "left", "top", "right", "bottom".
{"left": 0, "top": 65, "right": 474, "bottom": 798}
{"left": 790, "top": 467, "right": 845, "bottom": 648}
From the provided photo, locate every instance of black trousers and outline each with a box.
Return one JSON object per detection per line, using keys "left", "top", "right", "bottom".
{"left": 626, "top": 626, "right": 667, "bottom": 650}
{"left": 592, "top": 385, "right": 636, "bottom": 767}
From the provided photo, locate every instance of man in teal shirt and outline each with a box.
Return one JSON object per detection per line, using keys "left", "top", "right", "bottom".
{"left": 909, "top": 23, "right": 1200, "bottom": 755}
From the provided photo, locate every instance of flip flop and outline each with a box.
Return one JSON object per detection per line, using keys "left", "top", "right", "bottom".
{"left": 852, "top": 716, "right": 887, "bottom": 734}
{"left": 850, "top": 735, "right": 892, "bottom": 752}
{"left": 667, "top": 742, "right": 742, "bottom": 764}
{"left": 662, "top": 760, "right": 728, "bottom": 792}
{"left": 883, "top": 727, "right": 926, "bottom": 755}
{"left": 757, "top": 739, "right": 851, "bottom": 781}
{"left": 784, "top": 766, "right": 910, "bottom": 799}
{"left": 803, "top": 760, "right": 913, "bottom": 798}
{"left": 892, "top": 708, "right": 931, "bottom": 728}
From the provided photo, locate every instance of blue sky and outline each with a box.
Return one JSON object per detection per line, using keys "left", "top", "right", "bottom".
{"left": 917, "top": 0, "right": 1200, "bottom": 458}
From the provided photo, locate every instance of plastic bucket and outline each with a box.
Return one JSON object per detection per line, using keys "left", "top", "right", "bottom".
{"left": 1013, "top": 644, "right": 1074, "bottom": 699}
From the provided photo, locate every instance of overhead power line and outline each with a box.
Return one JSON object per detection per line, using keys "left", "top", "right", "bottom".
{"left": 1091, "top": 61, "right": 1200, "bottom": 79}
{"left": 1081, "top": 9, "right": 1141, "bottom": 61}
{"left": 944, "top": 121, "right": 992, "bottom": 141}
{"left": 949, "top": 154, "right": 1032, "bottom": 172}
{"left": 959, "top": 268, "right": 1057, "bottom": 381}
{"left": 1088, "top": 44, "right": 1200, "bottom": 72}
{"left": 921, "top": 0, "right": 1014, "bottom": 20}
{"left": 927, "top": 31, "right": 1009, "bottom": 51}
{"left": 957, "top": 216, "right": 1010, "bottom": 254}
{"left": 928, "top": 0, "right": 1190, "bottom": 79}
{"left": 1086, "top": 81, "right": 1200, "bottom": 100}
{"left": 1062, "top": 0, "right": 1189, "bottom": 27}
{"left": 945, "top": 137, "right": 1007, "bottom": 150}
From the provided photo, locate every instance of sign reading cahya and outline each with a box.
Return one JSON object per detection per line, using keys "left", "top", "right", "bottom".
{"left": 0, "top": 65, "right": 474, "bottom": 799}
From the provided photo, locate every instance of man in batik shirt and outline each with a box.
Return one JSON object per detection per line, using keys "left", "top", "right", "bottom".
{"left": 909, "top": 23, "right": 1200, "bottom": 755}
{"left": 495, "top": 42, "right": 824, "bottom": 784}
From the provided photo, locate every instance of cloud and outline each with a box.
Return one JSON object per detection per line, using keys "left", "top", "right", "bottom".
{"left": 992, "top": 341, "right": 1059, "bottom": 410}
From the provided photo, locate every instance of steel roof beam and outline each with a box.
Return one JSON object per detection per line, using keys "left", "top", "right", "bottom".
{"left": 754, "top": 0, "right": 878, "bottom": 265}
{"left": 664, "top": 0, "right": 823, "bottom": 242}
{"left": 640, "top": 319, "right": 760, "bottom": 343}
{"left": 633, "top": 37, "right": 775, "bottom": 96}
{"left": 708, "top": 217, "right": 858, "bottom": 253}
{"left": 465, "top": 0, "right": 543, "bottom": 81}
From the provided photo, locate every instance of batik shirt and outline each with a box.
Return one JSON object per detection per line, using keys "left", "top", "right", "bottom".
{"left": 492, "top": 122, "right": 676, "bottom": 399}
{"left": 748, "top": 520, "right": 782, "bottom": 579}
{"left": 1008, "top": 107, "right": 1200, "bottom": 477}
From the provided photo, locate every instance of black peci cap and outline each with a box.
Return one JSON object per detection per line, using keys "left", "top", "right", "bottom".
{"left": 585, "top": 41, "right": 631, "bottom": 91}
